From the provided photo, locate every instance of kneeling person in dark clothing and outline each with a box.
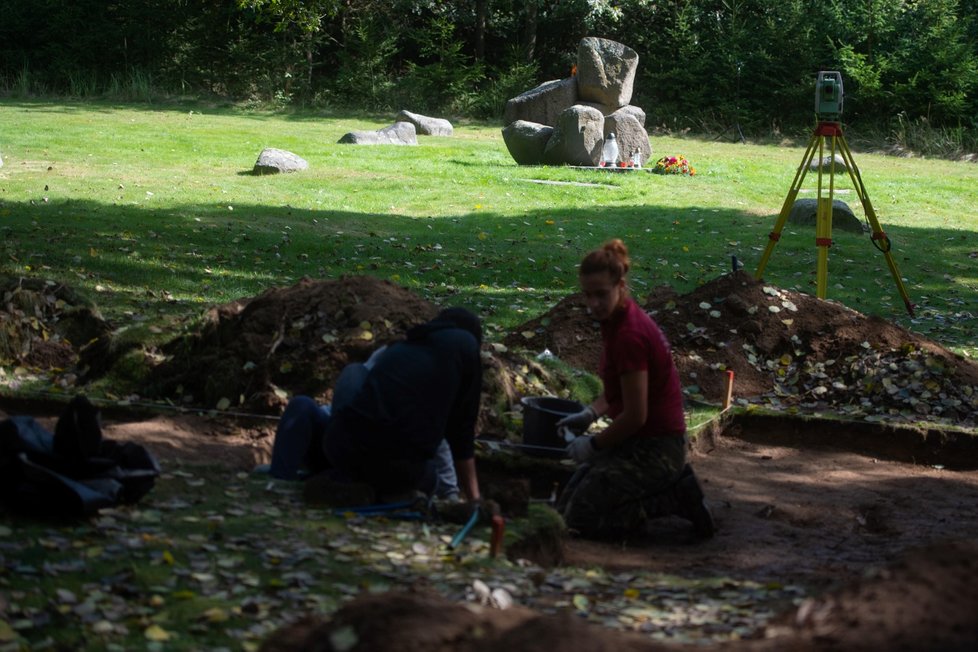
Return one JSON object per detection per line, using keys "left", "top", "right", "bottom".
{"left": 271, "top": 307, "right": 483, "bottom": 506}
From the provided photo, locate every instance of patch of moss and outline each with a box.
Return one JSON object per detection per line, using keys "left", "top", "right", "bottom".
{"left": 537, "top": 355, "right": 601, "bottom": 404}
{"left": 504, "top": 502, "right": 567, "bottom": 568}
{"left": 86, "top": 347, "right": 157, "bottom": 392}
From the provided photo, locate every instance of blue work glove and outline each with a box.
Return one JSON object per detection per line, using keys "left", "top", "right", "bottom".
{"left": 566, "top": 434, "right": 598, "bottom": 463}
{"left": 556, "top": 405, "right": 597, "bottom": 434}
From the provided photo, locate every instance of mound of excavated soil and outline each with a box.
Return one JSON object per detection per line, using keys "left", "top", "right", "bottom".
{"left": 508, "top": 271, "right": 978, "bottom": 428}
{"left": 757, "top": 539, "right": 978, "bottom": 651}
{"left": 259, "top": 539, "right": 978, "bottom": 652}
{"left": 143, "top": 276, "right": 439, "bottom": 413}
{"left": 0, "top": 276, "right": 110, "bottom": 372}
{"left": 9, "top": 272, "right": 977, "bottom": 427}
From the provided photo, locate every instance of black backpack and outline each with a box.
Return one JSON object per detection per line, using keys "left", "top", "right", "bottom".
{"left": 0, "top": 396, "right": 161, "bottom": 517}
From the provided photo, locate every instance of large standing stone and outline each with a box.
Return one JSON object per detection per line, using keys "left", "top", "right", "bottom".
{"left": 252, "top": 148, "right": 308, "bottom": 175}
{"left": 576, "top": 37, "right": 638, "bottom": 109}
{"left": 504, "top": 77, "right": 578, "bottom": 128}
{"left": 543, "top": 105, "right": 604, "bottom": 166}
{"left": 500, "top": 37, "right": 650, "bottom": 167}
{"left": 604, "top": 113, "right": 651, "bottom": 167}
{"left": 611, "top": 105, "right": 646, "bottom": 127}
{"left": 809, "top": 154, "right": 848, "bottom": 172}
{"left": 578, "top": 101, "right": 618, "bottom": 118}
{"left": 578, "top": 102, "right": 646, "bottom": 127}
{"left": 338, "top": 121, "right": 418, "bottom": 145}
{"left": 501, "top": 121, "right": 554, "bottom": 166}
{"left": 788, "top": 198, "right": 865, "bottom": 233}
{"left": 395, "top": 110, "right": 453, "bottom": 136}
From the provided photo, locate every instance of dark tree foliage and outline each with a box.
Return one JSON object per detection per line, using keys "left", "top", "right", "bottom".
{"left": 1, "top": 0, "right": 975, "bottom": 133}
{"left": 0, "top": 0, "right": 178, "bottom": 92}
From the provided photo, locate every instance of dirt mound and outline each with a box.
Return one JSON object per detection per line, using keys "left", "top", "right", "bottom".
{"left": 502, "top": 292, "right": 602, "bottom": 370}
{"left": 143, "top": 276, "right": 439, "bottom": 413}
{"left": 759, "top": 539, "right": 978, "bottom": 651}
{"left": 140, "top": 276, "right": 579, "bottom": 435}
{"left": 259, "top": 539, "right": 978, "bottom": 652}
{"left": 8, "top": 272, "right": 975, "bottom": 428}
{"left": 258, "top": 589, "right": 661, "bottom": 652}
{"left": 509, "top": 271, "right": 978, "bottom": 427}
{"left": 0, "top": 276, "right": 110, "bottom": 372}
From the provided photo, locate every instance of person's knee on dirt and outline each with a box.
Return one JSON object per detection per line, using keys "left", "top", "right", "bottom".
{"left": 556, "top": 239, "right": 714, "bottom": 539}
{"left": 269, "top": 396, "right": 331, "bottom": 480}
{"left": 317, "top": 307, "right": 485, "bottom": 507}
{"left": 267, "top": 349, "right": 377, "bottom": 481}
{"left": 560, "top": 436, "right": 687, "bottom": 537}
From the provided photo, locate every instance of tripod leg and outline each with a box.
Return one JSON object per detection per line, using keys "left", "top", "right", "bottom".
{"left": 755, "top": 130, "right": 819, "bottom": 279}
{"left": 814, "top": 135, "right": 838, "bottom": 300}
{"left": 837, "top": 137, "right": 915, "bottom": 316}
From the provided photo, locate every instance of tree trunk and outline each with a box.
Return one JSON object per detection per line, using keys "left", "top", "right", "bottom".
{"left": 475, "top": 0, "right": 487, "bottom": 62}
{"left": 522, "top": 1, "right": 537, "bottom": 63}
{"left": 307, "top": 43, "right": 314, "bottom": 91}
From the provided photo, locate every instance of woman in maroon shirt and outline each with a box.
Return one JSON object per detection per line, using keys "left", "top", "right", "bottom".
{"left": 555, "top": 239, "right": 714, "bottom": 539}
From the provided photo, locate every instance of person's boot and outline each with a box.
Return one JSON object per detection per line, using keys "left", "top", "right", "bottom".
{"left": 54, "top": 394, "right": 103, "bottom": 462}
{"left": 676, "top": 464, "right": 715, "bottom": 539}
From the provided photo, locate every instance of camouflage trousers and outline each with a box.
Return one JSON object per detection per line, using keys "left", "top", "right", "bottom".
{"left": 556, "top": 435, "right": 686, "bottom": 538}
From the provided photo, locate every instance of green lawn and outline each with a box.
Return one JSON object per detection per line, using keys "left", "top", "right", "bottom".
{"left": 1, "top": 100, "right": 976, "bottom": 359}
{"left": 1, "top": 99, "right": 975, "bottom": 649}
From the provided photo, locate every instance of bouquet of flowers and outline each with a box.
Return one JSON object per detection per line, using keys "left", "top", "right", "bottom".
{"left": 653, "top": 155, "right": 696, "bottom": 176}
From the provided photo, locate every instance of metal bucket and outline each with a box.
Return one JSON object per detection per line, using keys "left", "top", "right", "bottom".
{"left": 520, "top": 396, "right": 584, "bottom": 457}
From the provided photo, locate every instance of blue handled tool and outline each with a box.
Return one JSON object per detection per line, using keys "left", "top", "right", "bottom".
{"left": 448, "top": 507, "right": 481, "bottom": 549}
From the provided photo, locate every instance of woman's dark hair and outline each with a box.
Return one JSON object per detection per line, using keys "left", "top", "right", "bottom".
{"left": 579, "top": 239, "right": 630, "bottom": 284}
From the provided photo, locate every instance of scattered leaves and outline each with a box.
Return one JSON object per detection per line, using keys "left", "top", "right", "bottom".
{"left": 144, "top": 624, "right": 171, "bottom": 642}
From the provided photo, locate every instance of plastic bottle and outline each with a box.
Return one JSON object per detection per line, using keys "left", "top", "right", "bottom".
{"left": 601, "top": 133, "right": 619, "bottom": 167}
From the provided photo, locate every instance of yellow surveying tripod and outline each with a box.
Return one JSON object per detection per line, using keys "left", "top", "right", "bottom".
{"left": 755, "top": 75, "right": 915, "bottom": 317}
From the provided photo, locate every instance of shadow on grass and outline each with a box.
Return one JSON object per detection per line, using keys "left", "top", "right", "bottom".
{"left": 0, "top": 195, "right": 974, "bottom": 351}
{"left": 0, "top": 98, "right": 462, "bottom": 125}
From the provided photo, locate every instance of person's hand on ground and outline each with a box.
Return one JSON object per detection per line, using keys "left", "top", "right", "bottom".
{"left": 566, "top": 434, "right": 597, "bottom": 463}
{"left": 556, "top": 405, "right": 597, "bottom": 434}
